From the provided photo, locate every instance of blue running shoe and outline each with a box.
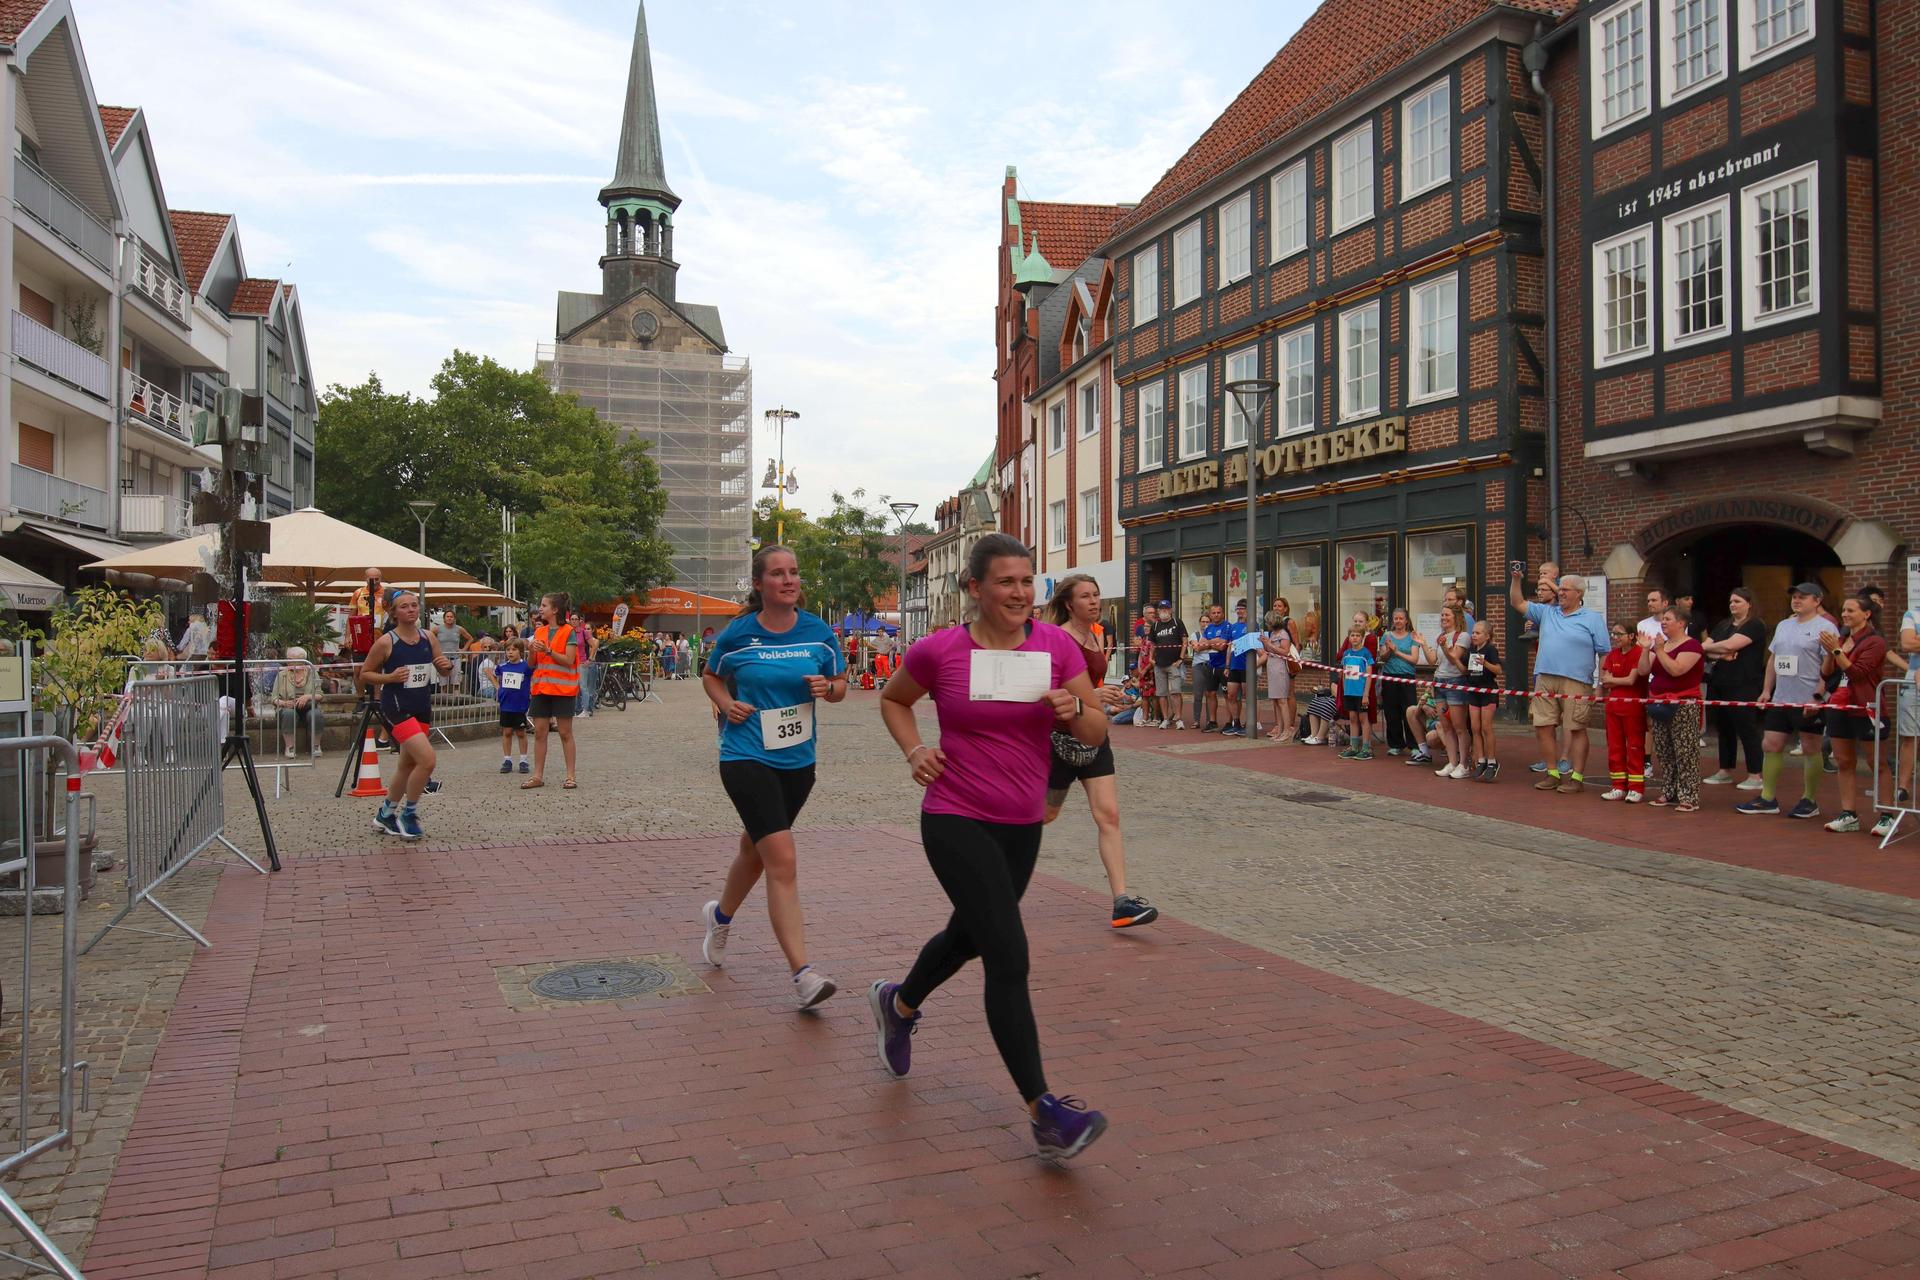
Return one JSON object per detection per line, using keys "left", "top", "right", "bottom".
{"left": 1031, "top": 1094, "right": 1108, "bottom": 1161}
{"left": 397, "top": 808, "right": 423, "bottom": 841}
{"left": 518, "top": 760, "right": 531, "bottom": 774}
{"left": 1786, "top": 799, "right": 1821, "bottom": 820}
{"left": 1736, "top": 797, "right": 1780, "bottom": 816}
{"left": 499, "top": 758, "right": 514, "bottom": 774}
{"left": 868, "top": 980, "right": 919, "bottom": 1079}
{"left": 373, "top": 804, "right": 403, "bottom": 838}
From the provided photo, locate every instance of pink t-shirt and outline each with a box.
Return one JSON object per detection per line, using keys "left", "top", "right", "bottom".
{"left": 904, "top": 621, "right": 1088, "bottom": 824}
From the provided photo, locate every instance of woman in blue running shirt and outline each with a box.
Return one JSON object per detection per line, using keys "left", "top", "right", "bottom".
{"left": 697, "top": 546, "right": 849, "bottom": 1010}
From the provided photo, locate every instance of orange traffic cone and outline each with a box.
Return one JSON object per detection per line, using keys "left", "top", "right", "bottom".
{"left": 349, "top": 727, "right": 386, "bottom": 797}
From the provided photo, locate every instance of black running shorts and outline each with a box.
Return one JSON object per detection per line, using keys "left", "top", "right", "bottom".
{"left": 1046, "top": 737, "right": 1116, "bottom": 793}
{"left": 719, "top": 760, "right": 817, "bottom": 844}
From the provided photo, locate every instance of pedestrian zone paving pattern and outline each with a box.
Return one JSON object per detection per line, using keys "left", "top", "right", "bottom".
{"left": 11, "top": 683, "right": 1920, "bottom": 1276}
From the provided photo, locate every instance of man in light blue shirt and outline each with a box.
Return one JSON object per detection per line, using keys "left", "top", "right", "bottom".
{"left": 1509, "top": 569, "right": 1611, "bottom": 793}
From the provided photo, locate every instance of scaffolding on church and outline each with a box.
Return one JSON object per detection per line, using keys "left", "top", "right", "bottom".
{"left": 537, "top": 342, "right": 753, "bottom": 601}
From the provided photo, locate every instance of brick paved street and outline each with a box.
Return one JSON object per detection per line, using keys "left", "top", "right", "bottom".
{"left": 10, "top": 679, "right": 1920, "bottom": 1276}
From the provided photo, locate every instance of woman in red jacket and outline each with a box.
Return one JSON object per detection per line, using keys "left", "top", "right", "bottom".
{"left": 1818, "top": 593, "right": 1889, "bottom": 835}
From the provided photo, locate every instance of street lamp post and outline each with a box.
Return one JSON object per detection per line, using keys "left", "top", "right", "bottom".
{"left": 407, "top": 498, "right": 437, "bottom": 610}
{"left": 1225, "top": 378, "right": 1278, "bottom": 742}
{"left": 763, "top": 406, "right": 801, "bottom": 543}
{"left": 889, "top": 500, "right": 918, "bottom": 644}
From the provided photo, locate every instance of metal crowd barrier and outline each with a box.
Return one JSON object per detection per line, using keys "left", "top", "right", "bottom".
{"left": 1871, "top": 677, "right": 1919, "bottom": 849}
{"left": 82, "top": 676, "right": 265, "bottom": 954}
{"left": 0, "top": 734, "right": 89, "bottom": 1279}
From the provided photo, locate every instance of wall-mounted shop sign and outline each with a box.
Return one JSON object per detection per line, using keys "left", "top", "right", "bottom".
{"left": 1631, "top": 495, "right": 1846, "bottom": 555}
{"left": 1162, "top": 417, "right": 1406, "bottom": 498}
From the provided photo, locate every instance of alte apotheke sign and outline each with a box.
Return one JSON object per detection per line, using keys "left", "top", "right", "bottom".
{"left": 1163, "top": 417, "right": 1406, "bottom": 498}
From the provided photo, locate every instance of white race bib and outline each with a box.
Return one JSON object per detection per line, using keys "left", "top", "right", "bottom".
{"left": 761, "top": 702, "right": 814, "bottom": 750}
{"left": 500, "top": 671, "right": 524, "bottom": 691}
{"left": 405, "top": 663, "right": 432, "bottom": 689}
{"left": 1343, "top": 664, "right": 1364, "bottom": 684}
{"left": 1773, "top": 654, "right": 1798, "bottom": 677}
{"left": 1468, "top": 653, "right": 1486, "bottom": 674}
{"left": 968, "top": 650, "right": 1051, "bottom": 702}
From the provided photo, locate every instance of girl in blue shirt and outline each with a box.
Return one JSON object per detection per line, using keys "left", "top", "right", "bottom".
{"left": 697, "top": 546, "right": 849, "bottom": 1010}
{"left": 1338, "top": 626, "right": 1376, "bottom": 760}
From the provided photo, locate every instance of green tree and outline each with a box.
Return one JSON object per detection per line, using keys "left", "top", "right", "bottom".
{"left": 751, "top": 495, "right": 815, "bottom": 551}
{"left": 788, "top": 489, "right": 895, "bottom": 622}
{"left": 316, "top": 353, "right": 674, "bottom": 604}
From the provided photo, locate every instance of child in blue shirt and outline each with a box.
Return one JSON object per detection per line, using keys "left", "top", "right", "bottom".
{"left": 1338, "top": 626, "right": 1376, "bottom": 761}
{"left": 495, "top": 641, "right": 532, "bottom": 774}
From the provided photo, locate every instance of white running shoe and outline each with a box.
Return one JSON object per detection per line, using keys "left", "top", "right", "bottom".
{"left": 1601, "top": 788, "right": 1625, "bottom": 801}
{"left": 700, "top": 900, "right": 730, "bottom": 967}
{"left": 1624, "top": 791, "right": 1644, "bottom": 803}
{"left": 1435, "top": 764, "right": 1453, "bottom": 777}
{"left": 1160, "top": 719, "right": 1173, "bottom": 731}
{"left": 1449, "top": 763, "right": 1473, "bottom": 779}
{"left": 1175, "top": 719, "right": 1187, "bottom": 730}
{"left": 794, "top": 968, "right": 837, "bottom": 1009}
{"left": 1702, "top": 770, "right": 1734, "bottom": 786}
{"left": 1736, "top": 776, "right": 1765, "bottom": 791}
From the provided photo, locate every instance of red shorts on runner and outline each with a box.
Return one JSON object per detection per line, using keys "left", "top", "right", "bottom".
{"left": 391, "top": 717, "right": 426, "bottom": 743}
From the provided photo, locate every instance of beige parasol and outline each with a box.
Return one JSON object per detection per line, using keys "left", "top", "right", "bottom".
{"left": 84, "top": 507, "right": 483, "bottom": 600}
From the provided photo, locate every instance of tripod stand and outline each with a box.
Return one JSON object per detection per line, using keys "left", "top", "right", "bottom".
{"left": 335, "top": 695, "right": 387, "bottom": 798}
{"left": 224, "top": 565, "right": 281, "bottom": 873}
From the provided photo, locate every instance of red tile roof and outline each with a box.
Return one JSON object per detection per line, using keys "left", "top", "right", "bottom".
{"left": 1018, "top": 201, "right": 1127, "bottom": 271}
{"left": 168, "top": 210, "right": 231, "bottom": 294}
{"left": 98, "top": 105, "right": 135, "bottom": 148}
{"left": 0, "top": 0, "right": 47, "bottom": 44}
{"left": 229, "top": 278, "right": 281, "bottom": 317}
{"left": 1113, "top": 0, "right": 1570, "bottom": 239}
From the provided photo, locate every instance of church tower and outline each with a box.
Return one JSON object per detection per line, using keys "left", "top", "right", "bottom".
{"left": 598, "top": 2, "right": 680, "bottom": 305}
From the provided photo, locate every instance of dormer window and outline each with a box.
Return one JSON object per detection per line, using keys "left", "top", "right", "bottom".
{"left": 1072, "top": 319, "right": 1088, "bottom": 362}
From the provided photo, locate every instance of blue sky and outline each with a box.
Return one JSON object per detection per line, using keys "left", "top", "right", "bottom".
{"left": 79, "top": 0, "right": 1315, "bottom": 518}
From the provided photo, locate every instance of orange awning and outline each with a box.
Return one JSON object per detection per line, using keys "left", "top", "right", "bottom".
{"left": 623, "top": 588, "right": 744, "bottom": 618}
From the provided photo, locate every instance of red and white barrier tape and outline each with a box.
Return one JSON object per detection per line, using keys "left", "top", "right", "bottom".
{"left": 1291, "top": 657, "right": 1870, "bottom": 713}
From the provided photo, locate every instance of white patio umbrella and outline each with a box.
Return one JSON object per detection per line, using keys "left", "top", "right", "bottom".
{"left": 83, "top": 507, "right": 482, "bottom": 600}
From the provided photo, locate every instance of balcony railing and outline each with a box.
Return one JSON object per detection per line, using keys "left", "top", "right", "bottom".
{"left": 124, "top": 371, "right": 189, "bottom": 439}
{"left": 13, "top": 156, "right": 114, "bottom": 271}
{"left": 120, "top": 492, "right": 192, "bottom": 539}
{"left": 125, "top": 244, "right": 190, "bottom": 325}
{"left": 12, "top": 310, "right": 110, "bottom": 401}
{"left": 12, "top": 464, "right": 108, "bottom": 530}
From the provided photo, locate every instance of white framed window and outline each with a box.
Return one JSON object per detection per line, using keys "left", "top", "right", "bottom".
{"left": 1593, "top": 226, "right": 1654, "bottom": 364}
{"left": 1219, "top": 194, "right": 1251, "bottom": 285}
{"left": 1665, "top": 0, "right": 1724, "bottom": 103}
{"left": 1048, "top": 400, "right": 1066, "bottom": 454}
{"left": 1223, "top": 347, "right": 1259, "bottom": 448}
{"left": 1592, "top": 0, "right": 1651, "bottom": 136}
{"left": 1079, "top": 488, "right": 1100, "bottom": 543}
{"left": 1177, "top": 366, "right": 1208, "bottom": 460}
{"left": 1048, "top": 499, "right": 1068, "bottom": 551}
{"left": 1402, "top": 80, "right": 1451, "bottom": 199}
{"left": 1409, "top": 276, "right": 1458, "bottom": 403}
{"left": 1333, "top": 122, "right": 1375, "bottom": 233}
{"left": 1133, "top": 246, "right": 1159, "bottom": 325}
{"left": 1663, "top": 198, "right": 1728, "bottom": 347}
{"left": 1138, "top": 382, "right": 1166, "bottom": 470}
{"left": 1339, "top": 302, "right": 1381, "bottom": 422}
{"left": 1744, "top": 163, "right": 1818, "bottom": 328}
{"left": 1741, "top": 0, "right": 1811, "bottom": 65}
{"left": 1173, "top": 220, "right": 1202, "bottom": 306}
{"left": 1269, "top": 161, "right": 1307, "bottom": 262}
{"left": 1071, "top": 321, "right": 1088, "bottom": 363}
{"left": 1079, "top": 381, "right": 1099, "bottom": 438}
{"left": 1280, "top": 327, "right": 1315, "bottom": 435}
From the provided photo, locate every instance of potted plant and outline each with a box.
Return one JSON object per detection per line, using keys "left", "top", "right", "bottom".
{"left": 7, "top": 586, "right": 164, "bottom": 897}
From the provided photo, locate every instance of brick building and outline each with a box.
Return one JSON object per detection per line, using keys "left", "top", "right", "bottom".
{"left": 1105, "top": 0, "right": 1564, "bottom": 659}
{"left": 993, "top": 168, "right": 1126, "bottom": 562}
{"left": 1548, "top": 0, "right": 1912, "bottom": 626}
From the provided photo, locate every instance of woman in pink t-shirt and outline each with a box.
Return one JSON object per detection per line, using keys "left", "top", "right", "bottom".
{"left": 869, "top": 533, "right": 1112, "bottom": 1162}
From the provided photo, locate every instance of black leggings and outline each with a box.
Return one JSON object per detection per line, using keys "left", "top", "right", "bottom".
{"left": 899, "top": 813, "right": 1047, "bottom": 1103}
{"left": 1381, "top": 680, "right": 1417, "bottom": 751}
{"left": 1711, "top": 703, "right": 1762, "bottom": 772}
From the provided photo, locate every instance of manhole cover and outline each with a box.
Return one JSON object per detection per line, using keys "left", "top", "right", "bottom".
{"left": 530, "top": 961, "right": 673, "bottom": 1001}
{"left": 1284, "top": 790, "right": 1349, "bottom": 806}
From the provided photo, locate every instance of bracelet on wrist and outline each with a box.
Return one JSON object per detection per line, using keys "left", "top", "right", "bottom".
{"left": 906, "top": 744, "right": 930, "bottom": 762}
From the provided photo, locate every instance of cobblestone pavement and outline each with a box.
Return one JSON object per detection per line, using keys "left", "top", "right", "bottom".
{"left": 6, "top": 676, "right": 1919, "bottom": 1272}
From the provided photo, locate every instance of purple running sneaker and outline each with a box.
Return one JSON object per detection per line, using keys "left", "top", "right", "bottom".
{"left": 868, "top": 980, "right": 919, "bottom": 1078}
{"left": 1030, "top": 1094, "right": 1108, "bottom": 1161}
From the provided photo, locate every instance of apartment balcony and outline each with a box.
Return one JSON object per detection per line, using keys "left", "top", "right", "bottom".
{"left": 12, "top": 464, "right": 108, "bottom": 530}
{"left": 13, "top": 155, "right": 114, "bottom": 273}
{"left": 120, "top": 492, "right": 191, "bottom": 540}
{"left": 125, "top": 243, "right": 190, "bottom": 326}
{"left": 12, "top": 310, "right": 110, "bottom": 401}
{"left": 124, "top": 371, "right": 189, "bottom": 439}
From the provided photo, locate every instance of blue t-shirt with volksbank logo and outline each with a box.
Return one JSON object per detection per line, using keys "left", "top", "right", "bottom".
{"left": 705, "top": 610, "right": 846, "bottom": 769}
